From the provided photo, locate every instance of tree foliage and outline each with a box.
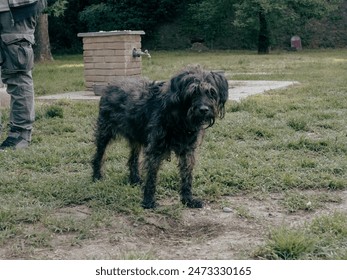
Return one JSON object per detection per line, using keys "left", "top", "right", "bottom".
{"left": 46, "top": 0, "right": 346, "bottom": 54}
{"left": 79, "top": 0, "right": 183, "bottom": 34}
{"left": 183, "top": 0, "right": 233, "bottom": 48}
{"left": 231, "top": 0, "right": 343, "bottom": 53}
{"left": 46, "top": 0, "right": 68, "bottom": 17}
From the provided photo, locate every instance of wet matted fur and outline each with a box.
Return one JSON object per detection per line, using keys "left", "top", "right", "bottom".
{"left": 92, "top": 65, "right": 229, "bottom": 209}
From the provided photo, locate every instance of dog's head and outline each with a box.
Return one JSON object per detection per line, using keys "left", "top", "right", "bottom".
{"left": 168, "top": 65, "right": 229, "bottom": 129}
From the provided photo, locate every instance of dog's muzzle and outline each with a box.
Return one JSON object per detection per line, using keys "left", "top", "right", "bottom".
{"left": 188, "top": 105, "right": 215, "bottom": 128}
{"left": 199, "top": 105, "right": 210, "bottom": 115}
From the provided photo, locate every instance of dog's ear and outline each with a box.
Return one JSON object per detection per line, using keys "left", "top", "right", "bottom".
{"left": 169, "top": 71, "right": 189, "bottom": 94}
{"left": 169, "top": 65, "right": 203, "bottom": 95}
{"left": 211, "top": 71, "right": 229, "bottom": 119}
{"left": 168, "top": 69, "right": 198, "bottom": 105}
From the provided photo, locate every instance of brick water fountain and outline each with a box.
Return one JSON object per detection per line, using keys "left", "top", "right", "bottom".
{"left": 77, "top": 30, "right": 149, "bottom": 93}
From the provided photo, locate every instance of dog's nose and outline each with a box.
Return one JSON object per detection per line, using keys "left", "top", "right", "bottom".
{"left": 199, "top": 105, "right": 210, "bottom": 114}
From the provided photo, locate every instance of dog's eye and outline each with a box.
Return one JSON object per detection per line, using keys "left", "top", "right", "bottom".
{"left": 209, "top": 88, "right": 218, "bottom": 100}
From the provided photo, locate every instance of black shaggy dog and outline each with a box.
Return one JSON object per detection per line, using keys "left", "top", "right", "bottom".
{"left": 92, "top": 65, "right": 229, "bottom": 209}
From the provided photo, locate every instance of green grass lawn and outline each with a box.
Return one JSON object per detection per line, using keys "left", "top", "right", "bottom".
{"left": 0, "top": 49, "right": 346, "bottom": 259}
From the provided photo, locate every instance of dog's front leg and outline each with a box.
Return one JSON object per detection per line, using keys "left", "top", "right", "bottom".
{"left": 128, "top": 143, "right": 142, "bottom": 185}
{"left": 142, "top": 151, "right": 162, "bottom": 209}
{"left": 179, "top": 151, "right": 204, "bottom": 208}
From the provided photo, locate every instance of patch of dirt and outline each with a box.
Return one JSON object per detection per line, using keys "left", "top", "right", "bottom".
{"left": 1, "top": 190, "right": 346, "bottom": 259}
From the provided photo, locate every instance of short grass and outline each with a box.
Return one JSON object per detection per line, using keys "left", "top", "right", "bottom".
{"left": 33, "top": 55, "right": 84, "bottom": 96}
{"left": 1, "top": 49, "right": 346, "bottom": 259}
{"left": 253, "top": 212, "right": 347, "bottom": 260}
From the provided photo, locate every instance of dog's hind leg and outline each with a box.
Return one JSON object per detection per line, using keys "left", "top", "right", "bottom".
{"left": 178, "top": 151, "right": 204, "bottom": 208}
{"left": 92, "top": 121, "right": 113, "bottom": 181}
{"left": 128, "top": 142, "right": 142, "bottom": 185}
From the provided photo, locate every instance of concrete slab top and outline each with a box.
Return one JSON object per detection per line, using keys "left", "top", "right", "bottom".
{"left": 34, "top": 80, "right": 299, "bottom": 103}
{"left": 230, "top": 80, "right": 300, "bottom": 101}
{"left": 78, "top": 30, "right": 145, "bottom": 37}
{"left": 36, "top": 91, "right": 100, "bottom": 102}
{"left": 0, "top": 80, "right": 299, "bottom": 108}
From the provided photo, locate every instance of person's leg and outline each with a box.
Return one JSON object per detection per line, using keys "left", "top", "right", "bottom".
{"left": 7, "top": 71, "right": 35, "bottom": 139}
{"left": 0, "top": 14, "right": 3, "bottom": 139}
{"left": 0, "top": 12, "right": 36, "bottom": 149}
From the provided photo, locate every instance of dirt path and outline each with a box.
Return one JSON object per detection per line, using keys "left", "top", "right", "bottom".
{"left": 2, "top": 190, "right": 345, "bottom": 260}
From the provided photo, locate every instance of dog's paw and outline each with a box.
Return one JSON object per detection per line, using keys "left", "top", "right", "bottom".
{"left": 182, "top": 198, "right": 204, "bottom": 208}
{"left": 142, "top": 199, "right": 158, "bottom": 209}
{"left": 92, "top": 173, "right": 102, "bottom": 182}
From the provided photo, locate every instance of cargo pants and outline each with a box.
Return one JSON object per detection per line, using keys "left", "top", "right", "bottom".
{"left": 0, "top": 11, "right": 36, "bottom": 141}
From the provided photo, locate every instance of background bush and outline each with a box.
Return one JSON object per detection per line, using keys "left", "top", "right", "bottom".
{"left": 48, "top": 0, "right": 347, "bottom": 54}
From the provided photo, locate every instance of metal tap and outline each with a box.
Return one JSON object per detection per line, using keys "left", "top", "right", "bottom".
{"left": 132, "top": 48, "right": 151, "bottom": 59}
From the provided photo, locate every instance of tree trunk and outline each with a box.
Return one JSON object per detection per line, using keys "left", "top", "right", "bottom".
{"left": 258, "top": 9, "right": 270, "bottom": 54}
{"left": 34, "top": 14, "right": 53, "bottom": 62}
